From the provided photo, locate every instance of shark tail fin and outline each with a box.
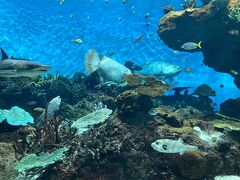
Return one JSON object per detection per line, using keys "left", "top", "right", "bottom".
{"left": 0, "top": 48, "right": 9, "bottom": 60}
{"left": 85, "top": 49, "right": 101, "bottom": 74}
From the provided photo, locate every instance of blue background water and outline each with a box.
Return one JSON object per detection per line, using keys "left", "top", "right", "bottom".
{"left": 0, "top": 0, "right": 239, "bottom": 107}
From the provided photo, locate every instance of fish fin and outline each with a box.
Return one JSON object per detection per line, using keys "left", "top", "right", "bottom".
{"left": 84, "top": 49, "right": 101, "bottom": 74}
{"left": 0, "top": 48, "right": 9, "bottom": 60}
{"left": 179, "top": 151, "right": 185, "bottom": 155}
{"left": 197, "top": 41, "right": 202, "bottom": 49}
{"left": 178, "top": 138, "right": 184, "bottom": 143}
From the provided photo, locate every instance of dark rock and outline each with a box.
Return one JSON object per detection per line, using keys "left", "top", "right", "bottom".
{"left": 172, "top": 87, "right": 192, "bottom": 96}
{"left": 205, "top": 151, "right": 223, "bottom": 175}
{"left": 193, "top": 84, "right": 216, "bottom": 97}
{"left": 158, "top": 0, "right": 240, "bottom": 89}
{"left": 220, "top": 97, "right": 240, "bottom": 118}
{"left": 47, "top": 76, "right": 86, "bottom": 104}
{"left": 218, "top": 141, "right": 232, "bottom": 153}
{"left": 84, "top": 71, "right": 100, "bottom": 89}
{"left": 176, "top": 151, "right": 207, "bottom": 179}
{"left": 71, "top": 72, "right": 86, "bottom": 84}
{"left": 153, "top": 107, "right": 184, "bottom": 127}
{"left": 116, "top": 90, "right": 153, "bottom": 125}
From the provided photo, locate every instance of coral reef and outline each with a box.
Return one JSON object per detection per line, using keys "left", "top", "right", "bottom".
{"left": 151, "top": 107, "right": 184, "bottom": 127}
{"left": 213, "top": 120, "right": 240, "bottom": 133}
{"left": 15, "top": 147, "right": 69, "bottom": 173}
{"left": 162, "top": 5, "right": 174, "bottom": 15}
{"left": 228, "top": 2, "right": 240, "bottom": 23}
{"left": 0, "top": 106, "right": 34, "bottom": 126}
{"left": 124, "top": 73, "right": 171, "bottom": 97}
{"left": 0, "top": 142, "right": 16, "bottom": 180}
{"left": 176, "top": 151, "right": 207, "bottom": 179}
{"left": 181, "top": 0, "right": 196, "bottom": 9}
{"left": 115, "top": 90, "right": 153, "bottom": 125}
{"left": 0, "top": 72, "right": 240, "bottom": 179}
{"left": 71, "top": 107, "right": 112, "bottom": 135}
{"left": 158, "top": 0, "right": 240, "bottom": 88}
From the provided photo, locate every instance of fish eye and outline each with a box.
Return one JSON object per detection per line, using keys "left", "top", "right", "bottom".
{"left": 162, "top": 144, "right": 168, "bottom": 150}
{"left": 156, "top": 142, "right": 159, "bottom": 145}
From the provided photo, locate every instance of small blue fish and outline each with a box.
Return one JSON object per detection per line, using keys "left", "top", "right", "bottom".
{"left": 182, "top": 41, "right": 202, "bottom": 50}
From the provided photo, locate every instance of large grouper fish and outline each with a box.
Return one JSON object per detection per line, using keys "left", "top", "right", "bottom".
{"left": 136, "top": 61, "right": 182, "bottom": 80}
{"left": 0, "top": 48, "right": 50, "bottom": 78}
{"left": 85, "top": 49, "right": 131, "bottom": 86}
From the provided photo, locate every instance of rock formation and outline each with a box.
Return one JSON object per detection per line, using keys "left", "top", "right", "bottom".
{"left": 158, "top": 0, "right": 240, "bottom": 88}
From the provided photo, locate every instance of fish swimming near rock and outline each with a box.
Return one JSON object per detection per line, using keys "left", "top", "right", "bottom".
{"left": 85, "top": 49, "right": 131, "bottom": 85}
{"left": 182, "top": 41, "right": 202, "bottom": 50}
{"left": 151, "top": 138, "right": 198, "bottom": 155}
{"left": 0, "top": 48, "right": 50, "bottom": 78}
{"left": 136, "top": 61, "right": 182, "bottom": 80}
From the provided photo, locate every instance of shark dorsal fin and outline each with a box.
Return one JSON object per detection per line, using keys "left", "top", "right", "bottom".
{"left": 1, "top": 48, "right": 9, "bottom": 60}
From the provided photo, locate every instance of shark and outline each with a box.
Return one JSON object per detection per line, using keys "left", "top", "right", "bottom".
{"left": 0, "top": 48, "right": 50, "bottom": 78}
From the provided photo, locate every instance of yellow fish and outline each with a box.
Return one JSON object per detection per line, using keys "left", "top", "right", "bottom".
{"left": 72, "top": 39, "right": 83, "bottom": 44}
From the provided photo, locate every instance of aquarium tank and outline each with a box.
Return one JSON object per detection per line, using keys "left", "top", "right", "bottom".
{"left": 0, "top": 0, "right": 240, "bottom": 179}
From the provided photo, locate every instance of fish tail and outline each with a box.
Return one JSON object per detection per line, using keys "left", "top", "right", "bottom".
{"left": 85, "top": 49, "right": 101, "bottom": 74}
{"left": 197, "top": 41, "right": 202, "bottom": 49}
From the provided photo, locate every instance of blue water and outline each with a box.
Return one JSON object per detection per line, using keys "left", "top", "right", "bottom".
{"left": 0, "top": 0, "right": 239, "bottom": 107}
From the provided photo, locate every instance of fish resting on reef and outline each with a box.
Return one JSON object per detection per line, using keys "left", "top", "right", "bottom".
{"left": 0, "top": 48, "right": 50, "bottom": 78}
{"left": 151, "top": 138, "right": 198, "bottom": 155}
{"left": 136, "top": 61, "right": 182, "bottom": 80}
{"left": 85, "top": 49, "right": 131, "bottom": 85}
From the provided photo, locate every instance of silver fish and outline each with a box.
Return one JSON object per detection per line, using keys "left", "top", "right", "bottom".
{"left": 181, "top": 41, "right": 202, "bottom": 50}
{"left": 151, "top": 138, "right": 198, "bottom": 155}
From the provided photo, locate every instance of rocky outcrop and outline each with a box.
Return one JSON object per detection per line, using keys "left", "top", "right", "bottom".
{"left": 220, "top": 97, "right": 240, "bottom": 118}
{"left": 158, "top": 0, "right": 240, "bottom": 88}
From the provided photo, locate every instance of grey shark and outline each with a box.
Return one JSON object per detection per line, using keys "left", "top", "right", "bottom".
{"left": 0, "top": 48, "right": 50, "bottom": 78}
